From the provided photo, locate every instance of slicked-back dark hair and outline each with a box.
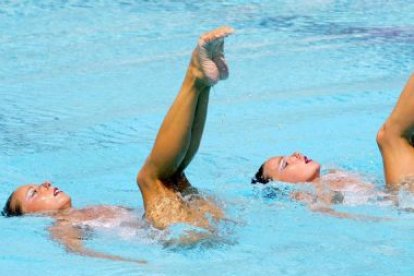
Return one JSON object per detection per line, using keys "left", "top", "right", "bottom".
{"left": 251, "top": 164, "right": 271, "bottom": 184}
{"left": 2, "top": 192, "right": 22, "bottom": 217}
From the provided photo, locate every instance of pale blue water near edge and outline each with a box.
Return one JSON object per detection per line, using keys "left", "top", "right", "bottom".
{"left": 1, "top": 0, "right": 414, "bottom": 275}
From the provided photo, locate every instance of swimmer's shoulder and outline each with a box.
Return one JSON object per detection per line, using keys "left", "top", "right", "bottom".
{"left": 57, "top": 205, "right": 134, "bottom": 223}
{"left": 323, "top": 170, "right": 374, "bottom": 192}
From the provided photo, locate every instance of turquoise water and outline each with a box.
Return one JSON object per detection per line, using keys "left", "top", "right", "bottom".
{"left": 1, "top": 0, "right": 414, "bottom": 275}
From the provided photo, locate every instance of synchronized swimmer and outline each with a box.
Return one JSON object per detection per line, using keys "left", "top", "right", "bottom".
{"left": 2, "top": 25, "right": 414, "bottom": 262}
{"left": 252, "top": 73, "right": 414, "bottom": 216}
{"left": 1, "top": 26, "right": 234, "bottom": 262}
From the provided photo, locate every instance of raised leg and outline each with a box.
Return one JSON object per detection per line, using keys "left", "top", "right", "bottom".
{"left": 176, "top": 88, "right": 210, "bottom": 173}
{"left": 137, "top": 27, "right": 233, "bottom": 203}
{"left": 176, "top": 28, "right": 231, "bottom": 173}
{"left": 143, "top": 68, "right": 207, "bottom": 180}
{"left": 377, "top": 73, "right": 414, "bottom": 189}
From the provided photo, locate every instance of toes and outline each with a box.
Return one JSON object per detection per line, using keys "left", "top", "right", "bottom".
{"left": 195, "top": 26, "right": 233, "bottom": 85}
{"left": 215, "top": 26, "right": 234, "bottom": 38}
{"left": 198, "top": 26, "right": 234, "bottom": 46}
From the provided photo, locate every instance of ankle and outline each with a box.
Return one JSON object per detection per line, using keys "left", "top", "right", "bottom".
{"left": 188, "top": 61, "right": 212, "bottom": 87}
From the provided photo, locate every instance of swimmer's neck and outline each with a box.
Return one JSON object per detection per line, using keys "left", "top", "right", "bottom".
{"left": 310, "top": 176, "right": 321, "bottom": 184}
{"left": 49, "top": 207, "right": 76, "bottom": 218}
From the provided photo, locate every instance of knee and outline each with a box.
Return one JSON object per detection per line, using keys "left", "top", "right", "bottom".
{"left": 137, "top": 168, "right": 149, "bottom": 188}
{"left": 376, "top": 122, "right": 399, "bottom": 148}
{"left": 376, "top": 124, "right": 386, "bottom": 148}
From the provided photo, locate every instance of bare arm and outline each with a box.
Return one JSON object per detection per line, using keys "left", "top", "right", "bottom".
{"left": 48, "top": 222, "right": 146, "bottom": 265}
{"left": 292, "top": 191, "right": 389, "bottom": 222}
{"left": 309, "top": 205, "right": 390, "bottom": 222}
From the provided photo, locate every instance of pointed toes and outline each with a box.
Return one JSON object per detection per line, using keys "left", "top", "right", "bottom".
{"left": 198, "top": 26, "right": 234, "bottom": 46}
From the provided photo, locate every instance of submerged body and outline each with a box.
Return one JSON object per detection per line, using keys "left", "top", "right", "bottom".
{"left": 141, "top": 177, "right": 223, "bottom": 230}
{"left": 49, "top": 205, "right": 148, "bottom": 264}
{"left": 290, "top": 170, "right": 387, "bottom": 206}
{"left": 53, "top": 205, "right": 138, "bottom": 228}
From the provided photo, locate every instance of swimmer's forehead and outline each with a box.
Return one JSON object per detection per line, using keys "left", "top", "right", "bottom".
{"left": 15, "top": 184, "right": 37, "bottom": 192}
{"left": 14, "top": 184, "right": 38, "bottom": 199}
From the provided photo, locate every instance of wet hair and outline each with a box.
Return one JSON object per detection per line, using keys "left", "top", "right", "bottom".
{"left": 251, "top": 164, "right": 271, "bottom": 184}
{"left": 2, "top": 192, "right": 22, "bottom": 217}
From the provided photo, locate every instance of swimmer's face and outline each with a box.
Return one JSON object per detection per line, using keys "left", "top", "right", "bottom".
{"left": 10, "top": 181, "right": 72, "bottom": 215}
{"left": 263, "top": 152, "right": 320, "bottom": 183}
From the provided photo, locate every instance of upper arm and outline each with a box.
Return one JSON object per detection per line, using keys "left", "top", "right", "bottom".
{"left": 291, "top": 191, "right": 315, "bottom": 204}
{"left": 48, "top": 222, "right": 84, "bottom": 253}
{"left": 310, "top": 205, "right": 389, "bottom": 222}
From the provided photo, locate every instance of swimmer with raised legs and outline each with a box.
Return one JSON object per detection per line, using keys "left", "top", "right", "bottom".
{"left": 2, "top": 26, "right": 234, "bottom": 262}
{"left": 137, "top": 26, "right": 233, "bottom": 229}
{"left": 252, "top": 75, "right": 414, "bottom": 218}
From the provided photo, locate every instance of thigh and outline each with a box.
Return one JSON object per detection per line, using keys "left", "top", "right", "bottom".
{"left": 381, "top": 138, "right": 414, "bottom": 189}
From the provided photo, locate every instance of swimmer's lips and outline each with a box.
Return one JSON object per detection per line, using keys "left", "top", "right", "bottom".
{"left": 53, "top": 187, "right": 62, "bottom": 196}
{"left": 304, "top": 156, "right": 312, "bottom": 164}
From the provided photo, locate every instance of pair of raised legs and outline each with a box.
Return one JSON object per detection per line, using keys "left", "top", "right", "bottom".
{"left": 137, "top": 27, "right": 233, "bottom": 228}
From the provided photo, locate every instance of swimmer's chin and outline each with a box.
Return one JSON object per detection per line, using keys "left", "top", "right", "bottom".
{"left": 310, "top": 171, "right": 321, "bottom": 182}
{"left": 55, "top": 202, "right": 73, "bottom": 211}
{"left": 308, "top": 162, "right": 321, "bottom": 182}
{"left": 55, "top": 196, "right": 73, "bottom": 212}
{"left": 45, "top": 199, "right": 73, "bottom": 216}
{"left": 61, "top": 198, "right": 73, "bottom": 210}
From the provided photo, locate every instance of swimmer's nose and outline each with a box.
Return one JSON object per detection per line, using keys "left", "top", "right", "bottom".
{"left": 291, "top": 152, "right": 306, "bottom": 162}
{"left": 41, "top": 181, "right": 51, "bottom": 189}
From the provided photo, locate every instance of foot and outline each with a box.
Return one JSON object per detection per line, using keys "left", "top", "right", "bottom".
{"left": 192, "top": 26, "right": 234, "bottom": 86}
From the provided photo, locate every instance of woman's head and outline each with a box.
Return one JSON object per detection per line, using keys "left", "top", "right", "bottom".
{"left": 2, "top": 181, "right": 72, "bottom": 217}
{"left": 252, "top": 152, "right": 320, "bottom": 184}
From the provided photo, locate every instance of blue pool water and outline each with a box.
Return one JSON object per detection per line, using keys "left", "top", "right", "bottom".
{"left": 1, "top": 0, "right": 414, "bottom": 275}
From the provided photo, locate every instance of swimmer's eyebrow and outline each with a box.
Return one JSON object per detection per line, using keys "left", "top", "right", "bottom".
{"left": 278, "top": 157, "right": 285, "bottom": 171}
{"left": 25, "top": 186, "right": 36, "bottom": 199}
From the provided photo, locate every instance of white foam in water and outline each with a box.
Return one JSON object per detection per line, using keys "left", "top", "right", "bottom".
{"left": 73, "top": 206, "right": 232, "bottom": 248}
{"left": 397, "top": 179, "right": 414, "bottom": 211}
{"left": 397, "top": 192, "right": 414, "bottom": 211}
{"left": 76, "top": 207, "right": 141, "bottom": 235}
